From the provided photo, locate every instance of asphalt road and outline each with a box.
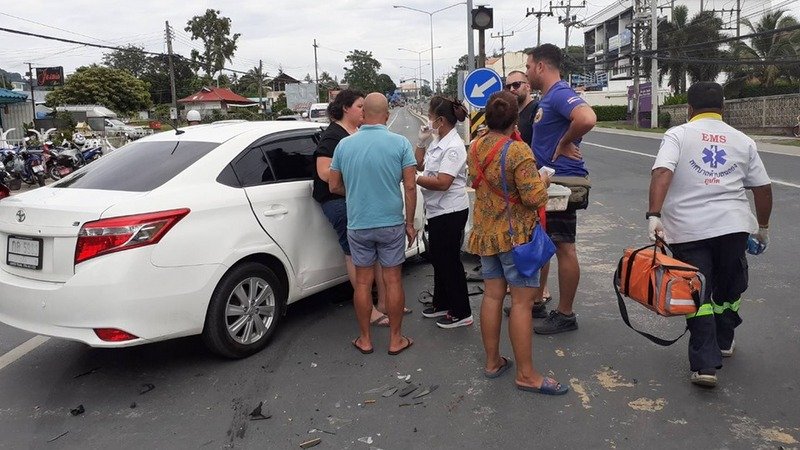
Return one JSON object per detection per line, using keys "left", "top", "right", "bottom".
{"left": 0, "top": 109, "right": 798, "bottom": 449}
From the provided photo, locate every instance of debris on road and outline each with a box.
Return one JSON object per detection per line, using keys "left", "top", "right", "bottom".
{"left": 382, "top": 387, "right": 398, "bottom": 397}
{"left": 308, "top": 428, "right": 336, "bottom": 435}
{"left": 326, "top": 416, "right": 353, "bottom": 430}
{"left": 47, "top": 431, "right": 69, "bottom": 443}
{"left": 364, "top": 399, "right": 376, "bottom": 404}
{"left": 249, "top": 401, "right": 271, "bottom": 421}
{"left": 358, "top": 436, "right": 374, "bottom": 444}
{"left": 396, "top": 374, "right": 411, "bottom": 382}
{"left": 69, "top": 405, "right": 85, "bottom": 416}
{"left": 412, "top": 385, "right": 439, "bottom": 399}
{"left": 364, "top": 384, "right": 392, "bottom": 395}
{"left": 138, "top": 383, "right": 156, "bottom": 395}
{"left": 73, "top": 367, "right": 101, "bottom": 379}
{"left": 398, "top": 384, "right": 418, "bottom": 397}
{"left": 299, "top": 437, "right": 321, "bottom": 448}
{"left": 130, "top": 402, "right": 137, "bottom": 409}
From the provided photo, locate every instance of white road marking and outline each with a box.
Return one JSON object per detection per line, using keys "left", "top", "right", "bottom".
{"left": 584, "top": 141, "right": 800, "bottom": 189}
{"left": 388, "top": 109, "right": 400, "bottom": 128}
{"left": 0, "top": 335, "right": 49, "bottom": 372}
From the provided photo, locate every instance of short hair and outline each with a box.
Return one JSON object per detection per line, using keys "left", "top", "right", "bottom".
{"left": 429, "top": 96, "right": 467, "bottom": 126}
{"left": 485, "top": 91, "right": 519, "bottom": 131}
{"left": 526, "top": 44, "right": 562, "bottom": 70}
{"left": 327, "top": 89, "right": 365, "bottom": 121}
{"left": 506, "top": 70, "right": 526, "bottom": 79}
{"left": 687, "top": 82, "right": 724, "bottom": 110}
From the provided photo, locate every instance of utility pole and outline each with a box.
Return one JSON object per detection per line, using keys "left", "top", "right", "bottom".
{"left": 165, "top": 21, "right": 178, "bottom": 129}
{"left": 25, "top": 62, "right": 36, "bottom": 124}
{"left": 651, "top": 0, "right": 658, "bottom": 129}
{"left": 630, "top": 0, "right": 642, "bottom": 129}
{"left": 478, "top": 28, "right": 487, "bottom": 68}
{"left": 467, "top": 0, "right": 475, "bottom": 71}
{"left": 313, "top": 39, "right": 320, "bottom": 101}
{"left": 258, "top": 59, "right": 265, "bottom": 119}
{"left": 550, "top": 0, "right": 586, "bottom": 50}
{"left": 491, "top": 30, "right": 514, "bottom": 77}
{"left": 736, "top": 0, "right": 741, "bottom": 37}
{"left": 525, "top": 8, "right": 553, "bottom": 47}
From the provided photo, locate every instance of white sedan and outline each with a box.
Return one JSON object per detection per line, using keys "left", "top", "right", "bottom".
{"left": 0, "top": 121, "right": 427, "bottom": 358}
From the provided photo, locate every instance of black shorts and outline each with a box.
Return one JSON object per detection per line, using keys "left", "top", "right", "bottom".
{"left": 545, "top": 210, "right": 577, "bottom": 244}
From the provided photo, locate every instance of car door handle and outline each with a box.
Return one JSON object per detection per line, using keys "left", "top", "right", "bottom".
{"left": 263, "top": 206, "right": 289, "bottom": 217}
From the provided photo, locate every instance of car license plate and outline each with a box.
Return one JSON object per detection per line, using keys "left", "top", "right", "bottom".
{"left": 32, "top": 164, "right": 44, "bottom": 174}
{"left": 7, "top": 236, "right": 43, "bottom": 270}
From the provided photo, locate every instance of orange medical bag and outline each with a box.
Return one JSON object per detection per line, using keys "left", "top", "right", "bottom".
{"left": 613, "top": 240, "right": 706, "bottom": 346}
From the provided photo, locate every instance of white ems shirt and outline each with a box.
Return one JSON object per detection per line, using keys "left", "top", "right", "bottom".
{"left": 422, "top": 127, "right": 470, "bottom": 219}
{"left": 653, "top": 113, "right": 771, "bottom": 244}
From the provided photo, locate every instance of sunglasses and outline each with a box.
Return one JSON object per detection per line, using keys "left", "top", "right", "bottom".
{"left": 504, "top": 81, "right": 527, "bottom": 90}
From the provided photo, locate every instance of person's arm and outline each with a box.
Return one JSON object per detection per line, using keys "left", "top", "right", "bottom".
{"left": 316, "top": 156, "right": 332, "bottom": 182}
{"left": 402, "top": 166, "right": 418, "bottom": 247}
{"left": 417, "top": 173, "right": 455, "bottom": 191}
{"left": 553, "top": 104, "right": 597, "bottom": 162}
{"left": 648, "top": 167, "right": 674, "bottom": 214}
{"left": 750, "top": 184, "right": 772, "bottom": 228}
{"left": 511, "top": 146, "right": 548, "bottom": 208}
{"left": 328, "top": 169, "right": 345, "bottom": 196}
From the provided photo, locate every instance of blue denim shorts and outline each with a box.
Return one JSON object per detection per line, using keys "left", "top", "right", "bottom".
{"left": 320, "top": 198, "right": 350, "bottom": 255}
{"left": 347, "top": 225, "right": 406, "bottom": 268}
{"left": 481, "top": 251, "right": 540, "bottom": 288}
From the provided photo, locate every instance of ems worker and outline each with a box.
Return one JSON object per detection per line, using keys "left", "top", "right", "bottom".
{"left": 648, "top": 81, "right": 772, "bottom": 388}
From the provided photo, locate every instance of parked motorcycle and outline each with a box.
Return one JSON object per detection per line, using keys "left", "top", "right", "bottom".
{"left": 3, "top": 147, "right": 46, "bottom": 187}
{"left": 0, "top": 160, "right": 11, "bottom": 199}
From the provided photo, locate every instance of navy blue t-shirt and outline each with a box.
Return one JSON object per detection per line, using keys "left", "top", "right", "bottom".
{"left": 531, "top": 80, "right": 589, "bottom": 176}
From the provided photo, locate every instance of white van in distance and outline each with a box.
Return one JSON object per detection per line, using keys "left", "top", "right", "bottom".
{"left": 308, "top": 103, "right": 330, "bottom": 123}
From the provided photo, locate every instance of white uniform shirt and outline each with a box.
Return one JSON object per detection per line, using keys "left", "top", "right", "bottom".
{"left": 653, "top": 113, "right": 771, "bottom": 244}
{"left": 422, "top": 127, "right": 470, "bottom": 219}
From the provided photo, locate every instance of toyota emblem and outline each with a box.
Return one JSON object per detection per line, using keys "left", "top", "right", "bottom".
{"left": 16, "top": 209, "right": 25, "bottom": 223}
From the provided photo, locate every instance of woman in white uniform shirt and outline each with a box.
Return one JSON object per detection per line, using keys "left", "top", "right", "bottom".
{"left": 414, "top": 96, "right": 473, "bottom": 329}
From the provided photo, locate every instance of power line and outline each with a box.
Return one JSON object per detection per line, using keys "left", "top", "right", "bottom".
{"left": 0, "top": 11, "right": 118, "bottom": 44}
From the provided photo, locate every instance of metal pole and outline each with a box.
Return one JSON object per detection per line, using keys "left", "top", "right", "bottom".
{"left": 651, "top": 0, "right": 658, "bottom": 129}
{"left": 736, "top": 0, "right": 741, "bottom": 37}
{"left": 467, "top": 0, "right": 475, "bottom": 70}
{"left": 429, "top": 14, "right": 435, "bottom": 94}
{"left": 26, "top": 62, "right": 36, "bottom": 124}
{"left": 165, "top": 21, "right": 178, "bottom": 129}
{"left": 632, "top": 0, "right": 640, "bottom": 129}
{"left": 313, "top": 39, "right": 320, "bottom": 102}
{"left": 538, "top": 15, "right": 543, "bottom": 47}
{"left": 478, "top": 29, "right": 486, "bottom": 68}
{"left": 418, "top": 52, "right": 422, "bottom": 98}
{"left": 258, "top": 59, "right": 265, "bottom": 119}
{"left": 565, "top": 2, "right": 571, "bottom": 50}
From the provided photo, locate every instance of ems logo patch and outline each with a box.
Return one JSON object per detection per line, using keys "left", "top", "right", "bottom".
{"left": 534, "top": 108, "right": 543, "bottom": 123}
{"left": 702, "top": 145, "right": 727, "bottom": 169}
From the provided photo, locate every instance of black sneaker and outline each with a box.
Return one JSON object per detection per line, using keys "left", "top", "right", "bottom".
{"left": 534, "top": 310, "right": 578, "bottom": 335}
{"left": 436, "top": 314, "right": 474, "bottom": 329}
{"left": 422, "top": 306, "right": 448, "bottom": 318}
{"left": 503, "top": 303, "right": 547, "bottom": 318}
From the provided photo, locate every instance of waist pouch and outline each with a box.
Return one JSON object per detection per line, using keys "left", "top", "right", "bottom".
{"left": 550, "top": 175, "right": 591, "bottom": 210}
{"left": 613, "top": 240, "right": 706, "bottom": 346}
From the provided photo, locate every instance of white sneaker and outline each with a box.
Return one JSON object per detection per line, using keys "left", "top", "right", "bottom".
{"left": 691, "top": 371, "right": 718, "bottom": 387}
{"left": 721, "top": 340, "right": 736, "bottom": 358}
{"left": 436, "top": 314, "right": 474, "bottom": 329}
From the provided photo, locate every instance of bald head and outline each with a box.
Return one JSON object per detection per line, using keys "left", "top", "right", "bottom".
{"left": 363, "top": 92, "right": 389, "bottom": 125}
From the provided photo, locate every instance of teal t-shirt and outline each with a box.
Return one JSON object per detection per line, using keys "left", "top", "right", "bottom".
{"left": 330, "top": 124, "right": 416, "bottom": 230}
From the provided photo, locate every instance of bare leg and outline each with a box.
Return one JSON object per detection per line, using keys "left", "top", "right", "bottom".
{"left": 353, "top": 265, "right": 375, "bottom": 352}
{"left": 382, "top": 265, "right": 410, "bottom": 352}
{"left": 373, "top": 263, "right": 389, "bottom": 320}
{"left": 508, "top": 286, "right": 545, "bottom": 388}
{"left": 555, "top": 243, "right": 579, "bottom": 315}
{"left": 534, "top": 262, "right": 551, "bottom": 304}
{"left": 481, "top": 278, "right": 507, "bottom": 372}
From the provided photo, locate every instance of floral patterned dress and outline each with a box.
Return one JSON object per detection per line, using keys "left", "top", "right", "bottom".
{"left": 467, "top": 133, "right": 548, "bottom": 256}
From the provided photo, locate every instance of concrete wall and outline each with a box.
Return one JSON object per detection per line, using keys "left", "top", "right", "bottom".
{"left": 0, "top": 102, "right": 34, "bottom": 140}
{"left": 661, "top": 93, "right": 800, "bottom": 135}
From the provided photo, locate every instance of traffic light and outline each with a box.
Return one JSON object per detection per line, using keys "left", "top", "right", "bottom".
{"left": 471, "top": 6, "right": 493, "bottom": 30}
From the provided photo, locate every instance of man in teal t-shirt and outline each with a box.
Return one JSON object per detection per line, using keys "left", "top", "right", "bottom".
{"left": 329, "top": 93, "right": 417, "bottom": 357}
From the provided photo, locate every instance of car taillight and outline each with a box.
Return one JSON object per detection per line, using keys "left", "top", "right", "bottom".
{"left": 0, "top": 184, "right": 9, "bottom": 200}
{"left": 94, "top": 328, "right": 138, "bottom": 342}
{"left": 75, "top": 208, "right": 190, "bottom": 265}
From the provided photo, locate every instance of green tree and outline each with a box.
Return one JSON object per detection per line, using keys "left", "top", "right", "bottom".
{"left": 184, "top": 9, "right": 241, "bottom": 78}
{"left": 376, "top": 73, "right": 397, "bottom": 95}
{"left": 237, "top": 65, "right": 270, "bottom": 98}
{"left": 729, "top": 10, "right": 800, "bottom": 88}
{"left": 317, "top": 71, "right": 339, "bottom": 101}
{"left": 343, "top": 50, "right": 382, "bottom": 93}
{"left": 102, "top": 45, "right": 149, "bottom": 78}
{"left": 141, "top": 54, "right": 198, "bottom": 104}
{"left": 420, "top": 85, "right": 433, "bottom": 97}
{"left": 46, "top": 65, "right": 152, "bottom": 113}
{"left": 443, "top": 54, "right": 469, "bottom": 98}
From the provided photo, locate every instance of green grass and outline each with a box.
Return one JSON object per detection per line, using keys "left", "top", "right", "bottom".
{"left": 762, "top": 139, "right": 800, "bottom": 147}
{"left": 596, "top": 121, "right": 668, "bottom": 134}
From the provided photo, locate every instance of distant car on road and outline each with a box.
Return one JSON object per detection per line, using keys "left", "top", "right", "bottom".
{"left": 0, "top": 121, "right": 427, "bottom": 359}
{"left": 308, "top": 103, "right": 329, "bottom": 123}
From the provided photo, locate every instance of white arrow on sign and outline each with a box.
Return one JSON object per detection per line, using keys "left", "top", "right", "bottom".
{"left": 470, "top": 77, "right": 499, "bottom": 98}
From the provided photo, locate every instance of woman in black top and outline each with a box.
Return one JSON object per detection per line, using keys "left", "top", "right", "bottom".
{"left": 313, "top": 90, "right": 395, "bottom": 326}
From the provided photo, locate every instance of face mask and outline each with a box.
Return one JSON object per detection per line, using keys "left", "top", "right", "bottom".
{"left": 428, "top": 119, "right": 440, "bottom": 137}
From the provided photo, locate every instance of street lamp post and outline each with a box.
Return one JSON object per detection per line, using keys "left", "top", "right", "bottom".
{"left": 399, "top": 46, "right": 440, "bottom": 97}
{"left": 394, "top": 3, "right": 464, "bottom": 94}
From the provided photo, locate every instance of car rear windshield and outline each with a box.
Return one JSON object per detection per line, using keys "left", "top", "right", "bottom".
{"left": 53, "top": 140, "right": 219, "bottom": 192}
{"left": 309, "top": 109, "right": 327, "bottom": 118}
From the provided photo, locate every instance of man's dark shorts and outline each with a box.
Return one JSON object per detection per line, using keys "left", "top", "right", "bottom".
{"left": 320, "top": 198, "right": 350, "bottom": 255}
{"left": 546, "top": 210, "right": 577, "bottom": 244}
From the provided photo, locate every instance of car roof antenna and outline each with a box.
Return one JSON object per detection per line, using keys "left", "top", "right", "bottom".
{"left": 175, "top": 127, "right": 185, "bottom": 135}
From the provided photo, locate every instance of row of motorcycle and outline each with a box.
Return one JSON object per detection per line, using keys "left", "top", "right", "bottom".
{"left": 0, "top": 132, "right": 105, "bottom": 192}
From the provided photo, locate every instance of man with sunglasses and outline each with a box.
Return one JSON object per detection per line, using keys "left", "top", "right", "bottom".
{"left": 504, "top": 71, "right": 538, "bottom": 147}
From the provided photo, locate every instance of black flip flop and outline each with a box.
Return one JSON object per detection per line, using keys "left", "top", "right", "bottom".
{"left": 484, "top": 356, "right": 514, "bottom": 379}
{"left": 352, "top": 338, "right": 373, "bottom": 354}
{"left": 388, "top": 336, "right": 414, "bottom": 355}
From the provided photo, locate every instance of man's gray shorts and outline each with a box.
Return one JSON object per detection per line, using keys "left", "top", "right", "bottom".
{"left": 347, "top": 224, "right": 406, "bottom": 268}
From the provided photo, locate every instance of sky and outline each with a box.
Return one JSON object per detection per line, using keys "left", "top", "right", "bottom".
{"left": 0, "top": 0, "right": 775, "bottom": 87}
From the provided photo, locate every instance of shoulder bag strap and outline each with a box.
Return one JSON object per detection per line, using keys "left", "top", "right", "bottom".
{"left": 498, "top": 140, "right": 516, "bottom": 239}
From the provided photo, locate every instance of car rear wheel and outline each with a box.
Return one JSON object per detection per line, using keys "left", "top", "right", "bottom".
{"left": 202, "top": 262, "right": 284, "bottom": 359}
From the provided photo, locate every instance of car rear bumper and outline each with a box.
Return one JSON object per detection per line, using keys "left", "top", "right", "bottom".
{"left": 0, "top": 253, "right": 225, "bottom": 347}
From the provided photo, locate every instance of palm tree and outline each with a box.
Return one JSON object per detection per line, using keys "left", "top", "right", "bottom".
{"left": 237, "top": 65, "right": 271, "bottom": 97}
{"left": 730, "top": 10, "right": 800, "bottom": 88}
{"left": 651, "top": 6, "right": 724, "bottom": 94}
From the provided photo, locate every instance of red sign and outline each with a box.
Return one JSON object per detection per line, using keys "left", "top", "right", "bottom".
{"left": 36, "top": 67, "right": 64, "bottom": 87}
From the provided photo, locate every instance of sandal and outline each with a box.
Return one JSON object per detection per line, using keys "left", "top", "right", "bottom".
{"left": 352, "top": 338, "right": 373, "bottom": 354}
{"left": 388, "top": 336, "right": 414, "bottom": 355}
{"left": 516, "top": 377, "right": 569, "bottom": 395}
{"left": 484, "top": 356, "right": 514, "bottom": 379}
{"left": 370, "top": 314, "right": 390, "bottom": 327}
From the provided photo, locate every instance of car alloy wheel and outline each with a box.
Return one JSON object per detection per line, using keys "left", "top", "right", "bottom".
{"left": 225, "top": 277, "right": 276, "bottom": 345}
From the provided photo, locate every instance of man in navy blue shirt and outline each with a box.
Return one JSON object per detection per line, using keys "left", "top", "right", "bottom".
{"left": 526, "top": 44, "right": 597, "bottom": 335}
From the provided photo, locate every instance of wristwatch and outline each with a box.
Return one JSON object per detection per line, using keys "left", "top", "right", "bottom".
{"left": 645, "top": 212, "right": 661, "bottom": 219}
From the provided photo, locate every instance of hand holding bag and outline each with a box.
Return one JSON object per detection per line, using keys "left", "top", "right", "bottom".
{"left": 499, "top": 141, "right": 556, "bottom": 278}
